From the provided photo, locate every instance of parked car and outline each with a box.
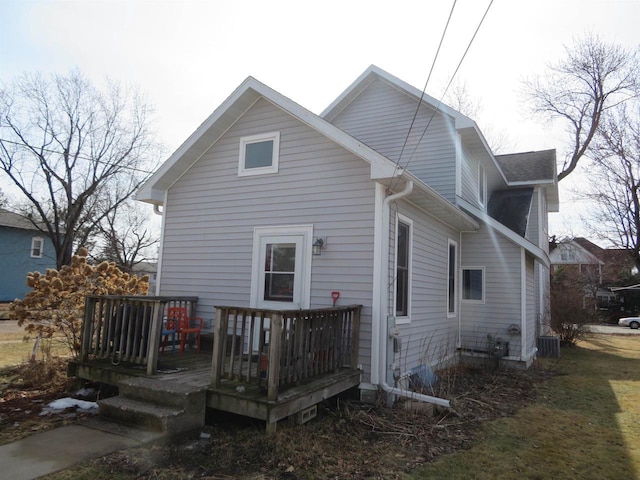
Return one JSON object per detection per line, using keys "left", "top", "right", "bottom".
{"left": 618, "top": 317, "right": 640, "bottom": 329}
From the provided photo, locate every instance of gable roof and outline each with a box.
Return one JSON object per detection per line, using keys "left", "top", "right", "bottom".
{"left": 321, "top": 65, "right": 506, "bottom": 182}
{"left": 322, "top": 66, "right": 560, "bottom": 211}
{"left": 137, "top": 76, "right": 401, "bottom": 205}
{"left": 136, "top": 75, "right": 479, "bottom": 231}
{"left": 0, "top": 208, "right": 41, "bottom": 231}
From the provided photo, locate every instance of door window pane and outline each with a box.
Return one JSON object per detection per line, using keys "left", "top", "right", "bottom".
{"left": 264, "top": 243, "right": 295, "bottom": 302}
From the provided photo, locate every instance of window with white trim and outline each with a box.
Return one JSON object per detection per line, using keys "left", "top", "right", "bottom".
{"left": 395, "top": 216, "right": 412, "bottom": 319}
{"left": 478, "top": 163, "right": 486, "bottom": 207}
{"left": 238, "top": 132, "right": 280, "bottom": 176}
{"left": 447, "top": 240, "right": 457, "bottom": 316}
{"left": 31, "top": 237, "right": 43, "bottom": 258}
{"left": 462, "top": 267, "right": 484, "bottom": 302}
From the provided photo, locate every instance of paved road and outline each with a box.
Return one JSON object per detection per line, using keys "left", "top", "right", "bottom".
{"left": 0, "top": 320, "right": 20, "bottom": 334}
{"left": 587, "top": 323, "right": 640, "bottom": 335}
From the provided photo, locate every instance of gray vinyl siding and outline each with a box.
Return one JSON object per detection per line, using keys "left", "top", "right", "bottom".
{"left": 329, "top": 78, "right": 457, "bottom": 202}
{"left": 525, "top": 255, "right": 536, "bottom": 359}
{"left": 390, "top": 201, "right": 460, "bottom": 375}
{"left": 526, "top": 189, "right": 539, "bottom": 245}
{"left": 459, "top": 228, "right": 523, "bottom": 359}
{"left": 159, "top": 97, "right": 376, "bottom": 380}
{"left": 460, "top": 142, "right": 480, "bottom": 207}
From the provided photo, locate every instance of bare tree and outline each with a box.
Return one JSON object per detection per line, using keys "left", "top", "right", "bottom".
{"left": 0, "top": 70, "right": 160, "bottom": 267}
{"left": 96, "top": 200, "right": 159, "bottom": 273}
{"left": 444, "top": 78, "right": 513, "bottom": 154}
{"left": 583, "top": 100, "right": 640, "bottom": 269}
{"left": 524, "top": 33, "right": 639, "bottom": 181}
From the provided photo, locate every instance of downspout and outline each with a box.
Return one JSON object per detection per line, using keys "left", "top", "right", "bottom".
{"left": 379, "top": 180, "right": 451, "bottom": 409}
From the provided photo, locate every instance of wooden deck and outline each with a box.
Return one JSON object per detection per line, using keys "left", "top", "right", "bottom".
{"left": 75, "top": 297, "right": 362, "bottom": 432}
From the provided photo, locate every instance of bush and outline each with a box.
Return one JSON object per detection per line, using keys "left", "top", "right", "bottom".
{"left": 10, "top": 248, "right": 149, "bottom": 359}
{"left": 550, "top": 267, "right": 596, "bottom": 345}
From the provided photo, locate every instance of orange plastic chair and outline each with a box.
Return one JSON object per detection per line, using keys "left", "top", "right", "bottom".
{"left": 167, "top": 307, "right": 203, "bottom": 354}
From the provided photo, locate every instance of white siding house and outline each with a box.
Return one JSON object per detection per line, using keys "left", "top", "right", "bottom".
{"left": 137, "top": 65, "right": 558, "bottom": 402}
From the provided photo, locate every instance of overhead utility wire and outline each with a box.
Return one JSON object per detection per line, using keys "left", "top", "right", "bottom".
{"left": 390, "top": 0, "right": 458, "bottom": 183}
{"left": 391, "top": 0, "right": 495, "bottom": 190}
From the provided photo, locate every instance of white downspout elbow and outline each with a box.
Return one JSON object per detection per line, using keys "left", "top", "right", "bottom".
{"left": 379, "top": 180, "right": 452, "bottom": 409}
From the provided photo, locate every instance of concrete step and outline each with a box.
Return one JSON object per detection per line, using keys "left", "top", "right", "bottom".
{"left": 99, "top": 396, "right": 185, "bottom": 433}
{"left": 117, "top": 377, "right": 206, "bottom": 411}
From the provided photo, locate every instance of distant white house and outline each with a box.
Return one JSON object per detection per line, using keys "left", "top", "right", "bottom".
{"left": 137, "top": 66, "right": 558, "bottom": 400}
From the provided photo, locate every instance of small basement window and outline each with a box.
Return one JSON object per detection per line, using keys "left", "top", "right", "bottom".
{"left": 238, "top": 132, "right": 280, "bottom": 177}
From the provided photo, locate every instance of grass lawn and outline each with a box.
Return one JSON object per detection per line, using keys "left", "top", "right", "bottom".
{"left": 410, "top": 334, "right": 640, "bottom": 480}
{"left": 0, "top": 331, "right": 69, "bottom": 367}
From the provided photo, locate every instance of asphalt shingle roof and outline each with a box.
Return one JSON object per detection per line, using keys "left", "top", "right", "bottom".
{"left": 488, "top": 188, "right": 534, "bottom": 237}
{"left": 495, "top": 149, "right": 556, "bottom": 183}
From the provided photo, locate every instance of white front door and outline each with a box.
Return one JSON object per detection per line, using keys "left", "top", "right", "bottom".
{"left": 251, "top": 225, "right": 313, "bottom": 310}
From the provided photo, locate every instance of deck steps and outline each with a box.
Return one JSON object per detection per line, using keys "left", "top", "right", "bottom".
{"left": 98, "top": 377, "right": 207, "bottom": 438}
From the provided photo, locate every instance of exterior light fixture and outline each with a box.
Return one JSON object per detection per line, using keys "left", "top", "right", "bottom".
{"left": 312, "top": 237, "right": 325, "bottom": 256}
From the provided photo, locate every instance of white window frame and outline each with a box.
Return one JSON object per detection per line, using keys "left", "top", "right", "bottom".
{"left": 478, "top": 163, "right": 487, "bottom": 207}
{"left": 447, "top": 239, "right": 458, "bottom": 317}
{"left": 31, "top": 237, "right": 43, "bottom": 258}
{"left": 394, "top": 214, "right": 412, "bottom": 324}
{"left": 250, "top": 225, "right": 313, "bottom": 309}
{"left": 462, "top": 266, "right": 485, "bottom": 303}
{"left": 238, "top": 131, "right": 280, "bottom": 177}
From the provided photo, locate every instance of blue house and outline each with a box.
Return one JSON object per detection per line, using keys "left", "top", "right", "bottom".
{"left": 0, "top": 208, "right": 56, "bottom": 302}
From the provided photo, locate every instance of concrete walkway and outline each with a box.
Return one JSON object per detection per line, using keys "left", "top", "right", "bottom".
{"left": 0, "top": 421, "right": 164, "bottom": 480}
{"left": 0, "top": 424, "right": 137, "bottom": 480}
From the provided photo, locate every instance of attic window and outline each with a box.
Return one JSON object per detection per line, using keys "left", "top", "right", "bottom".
{"left": 238, "top": 132, "right": 280, "bottom": 177}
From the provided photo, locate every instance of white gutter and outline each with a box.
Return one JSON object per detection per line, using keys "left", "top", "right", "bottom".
{"left": 378, "top": 180, "right": 451, "bottom": 409}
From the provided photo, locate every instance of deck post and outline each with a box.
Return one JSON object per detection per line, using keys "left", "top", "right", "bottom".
{"left": 211, "top": 307, "right": 228, "bottom": 388}
{"left": 267, "top": 311, "right": 283, "bottom": 402}
{"left": 81, "top": 296, "right": 95, "bottom": 362}
{"left": 146, "top": 300, "right": 163, "bottom": 375}
{"left": 351, "top": 306, "right": 361, "bottom": 370}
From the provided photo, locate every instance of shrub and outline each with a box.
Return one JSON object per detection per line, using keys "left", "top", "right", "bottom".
{"left": 550, "top": 267, "right": 595, "bottom": 345}
{"left": 10, "top": 248, "right": 149, "bottom": 359}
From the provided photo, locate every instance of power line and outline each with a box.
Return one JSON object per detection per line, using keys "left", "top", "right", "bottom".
{"left": 0, "top": 138, "right": 156, "bottom": 175}
{"left": 391, "top": 0, "right": 458, "bottom": 183}
{"left": 392, "top": 0, "right": 495, "bottom": 188}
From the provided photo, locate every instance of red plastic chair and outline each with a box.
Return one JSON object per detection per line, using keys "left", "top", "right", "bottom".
{"left": 167, "top": 307, "right": 203, "bottom": 354}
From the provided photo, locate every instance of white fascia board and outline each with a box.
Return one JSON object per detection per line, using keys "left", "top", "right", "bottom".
{"left": 458, "top": 197, "right": 549, "bottom": 267}
{"left": 456, "top": 121, "right": 509, "bottom": 185}
{"left": 322, "top": 64, "right": 466, "bottom": 124}
{"left": 136, "top": 76, "right": 262, "bottom": 204}
{"left": 137, "top": 74, "right": 402, "bottom": 205}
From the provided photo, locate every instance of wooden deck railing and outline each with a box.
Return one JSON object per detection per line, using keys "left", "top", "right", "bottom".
{"left": 211, "top": 305, "right": 361, "bottom": 401}
{"left": 81, "top": 295, "right": 198, "bottom": 375}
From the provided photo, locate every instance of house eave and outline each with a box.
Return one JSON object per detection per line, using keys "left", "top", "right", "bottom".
{"left": 458, "top": 198, "right": 549, "bottom": 266}
{"left": 387, "top": 174, "right": 479, "bottom": 232}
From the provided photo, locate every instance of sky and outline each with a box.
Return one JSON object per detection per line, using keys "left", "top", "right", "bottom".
{"left": 1, "top": 0, "right": 639, "bottom": 242}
